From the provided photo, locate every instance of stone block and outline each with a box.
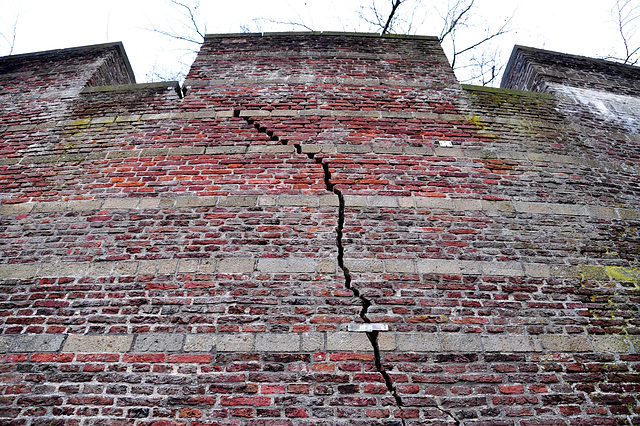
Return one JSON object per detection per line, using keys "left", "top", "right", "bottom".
{"left": 217, "top": 258, "right": 254, "bottom": 274}
{"left": 397, "top": 333, "right": 441, "bottom": 352}
{"left": 483, "top": 335, "right": 542, "bottom": 352}
{"left": 102, "top": 198, "right": 140, "bottom": 210}
{"left": 257, "top": 258, "right": 316, "bottom": 273}
{"left": 590, "top": 335, "right": 631, "bottom": 353}
{"left": 384, "top": 260, "right": 416, "bottom": 274}
{"left": 513, "top": 201, "right": 552, "bottom": 215}
{"left": 89, "top": 262, "right": 115, "bottom": 277}
{"left": 199, "top": 259, "right": 217, "bottom": 273}
{"left": 629, "top": 336, "right": 640, "bottom": 353}
{"left": 397, "top": 197, "right": 416, "bottom": 208}
{"left": 218, "top": 196, "right": 258, "bottom": 207}
{"left": 378, "top": 333, "right": 396, "bottom": 351}
{"left": 344, "top": 259, "right": 383, "bottom": 273}
{"left": 63, "top": 335, "right": 133, "bottom": 353}
{"left": 366, "top": 196, "right": 398, "bottom": 208}
{"left": 524, "top": 263, "right": 551, "bottom": 278}
{"left": 0, "top": 202, "right": 34, "bottom": 214}
{"left": 540, "top": 335, "right": 592, "bottom": 352}
{"left": 0, "top": 336, "right": 10, "bottom": 353}
{"left": 302, "top": 333, "right": 325, "bottom": 351}
{"left": 318, "top": 259, "right": 337, "bottom": 274}
{"left": 133, "top": 334, "right": 185, "bottom": 352}
{"left": 452, "top": 199, "right": 482, "bottom": 211}
{"left": 216, "top": 334, "right": 254, "bottom": 352}
{"left": 184, "top": 334, "right": 216, "bottom": 352}
{"left": 318, "top": 195, "right": 340, "bottom": 207}
{"left": 587, "top": 205, "right": 619, "bottom": 219}
{"left": 0, "top": 264, "right": 40, "bottom": 280}
{"left": 114, "top": 261, "right": 138, "bottom": 276}
{"left": 177, "top": 259, "right": 200, "bottom": 273}
{"left": 278, "top": 195, "right": 318, "bottom": 207}
{"left": 343, "top": 195, "right": 367, "bottom": 207}
{"left": 482, "top": 262, "right": 524, "bottom": 277}
{"left": 257, "top": 195, "right": 277, "bottom": 206}
{"left": 414, "top": 197, "right": 454, "bottom": 210}
{"left": 549, "top": 203, "right": 588, "bottom": 216}
{"left": 442, "top": 334, "right": 482, "bottom": 352}
{"left": 327, "top": 332, "right": 373, "bottom": 352}
{"left": 175, "top": 196, "right": 218, "bottom": 208}
{"left": 417, "top": 259, "right": 460, "bottom": 275}
{"left": 255, "top": 333, "right": 300, "bottom": 352}
{"left": 10, "top": 334, "right": 66, "bottom": 353}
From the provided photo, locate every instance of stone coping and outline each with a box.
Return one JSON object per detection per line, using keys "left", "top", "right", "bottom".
{"left": 0, "top": 257, "right": 638, "bottom": 282}
{"left": 0, "top": 332, "right": 636, "bottom": 355}
{"left": 1, "top": 194, "right": 637, "bottom": 222}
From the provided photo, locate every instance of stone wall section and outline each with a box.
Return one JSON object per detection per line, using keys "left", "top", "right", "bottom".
{"left": 1, "top": 33, "right": 639, "bottom": 425}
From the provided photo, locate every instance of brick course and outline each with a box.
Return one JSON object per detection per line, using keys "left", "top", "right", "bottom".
{"left": 1, "top": 33, "right": 639, "bottom": 425}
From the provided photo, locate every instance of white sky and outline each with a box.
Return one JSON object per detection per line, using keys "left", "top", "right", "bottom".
{"left": 0, "top": 0, "right": 635, "bottom": 85}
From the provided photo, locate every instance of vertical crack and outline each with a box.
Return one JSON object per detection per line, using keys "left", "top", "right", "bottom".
{"left": 239, "top": 112, "right": 407, "bottom": 425}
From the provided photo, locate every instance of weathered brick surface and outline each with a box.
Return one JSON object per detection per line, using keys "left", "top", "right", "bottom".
{"left": 1, "top": 33, "right": 639, "bottom": 425}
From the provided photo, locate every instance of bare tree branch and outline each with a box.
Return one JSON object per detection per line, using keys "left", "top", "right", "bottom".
{"left": 0, "top": 13, "right": 19, "bottom": 55}
{"left": 252, "top": 18, "right": 315, "bottom": 32}
{"left": 606, "top": 0, "right": 640, "bottom": 65}
{"left": 382, "top": 0, "right": 404, "bottom": 34}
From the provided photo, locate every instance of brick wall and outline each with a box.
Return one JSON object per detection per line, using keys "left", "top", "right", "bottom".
{"left": 1, "top": 33, "right": 639, "bottom": 425}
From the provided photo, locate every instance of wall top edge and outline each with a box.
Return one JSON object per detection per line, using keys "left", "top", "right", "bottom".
{"left": 203, "top": 31, "right": 440, "bottom": 41}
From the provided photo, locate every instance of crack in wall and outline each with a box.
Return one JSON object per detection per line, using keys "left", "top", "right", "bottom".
{"left": 238, "top": 111, "right": 407, "bottom": 425}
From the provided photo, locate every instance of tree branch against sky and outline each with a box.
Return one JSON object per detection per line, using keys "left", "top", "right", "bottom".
{"left": 607, "top": 0, "right": 640, "bottom": 65}
{"left": 2, "top": 0, "right": 636, "bottom": 85}
{"left": 0, "top": 12, "right": 19, "bottom": 56}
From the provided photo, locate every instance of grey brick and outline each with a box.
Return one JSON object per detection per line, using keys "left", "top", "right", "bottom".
{"left": 257, "top": 258, "right": 316, "bottom": 273}
{"left": 513, "top": 201, "right": 552, "bottom": 215}
{"left": 397, "top": 333, "right": 441, "bottom": 352}
{"left": 482, "top": 262, "right": 524, "bottom": 277}
{"left": 344, "top": 259, "right": 383, "bottom": 273}
{"left": 385, "top": 260, "right": 416, "bottom": 273}
{"left": 587, "top": 205, "right": 619, "bottom": 219}
{"left": 302, "top": 333, "right": 325, "bottom": 351}
{"left": 217, "top": 258, "right": 254, "bottom": 274}
{"left": 175, "top": 196, "right": 218, "bottom": 208}
{"left": 216, "top": 334, "right": 254, "bottom": 352}
{"left": 417, "top": 259, "right": 460, "bottom": 275}
{"left": 549, "top": 203, "right": 588, "bottom": 216}
{"left": 10, "top": 334, "right": 66, "bottom": 353}
{"left": 452, "top": 199, "right": 483, "bottom": 211}
{"left": 0, "top": 264, "right": 40, "bottom": 280}
{"left": 540, "top": 335, "right": 592, "bottom": 352}
{"left": 63, "top": 335, "right": 133, "bottom": 353}
{"left": 414, "top": 197, "right": 454, "bottom": 210}
{"left": 524, "top": 263, "right": 551, "bottom": 278}
{"left": 318, "top": 259, "right": 337, "bottom": 274}
{"left": 184, "top": 334, "right": 216, "bottom": 352}
{"left": 218, "top": 196, "right": 258, "bottom": 207}
{"left": 590, "top": 335, "right": 631, "bottom": 353}
{"left": 327, "top": 332, "right": 373, "bottom": 352}
{"left": 177, "top": 259, "right": 199, "bottom": 273}
{"left": 366, "top": 196, "right": 398, "bottom": 208}
{"left": 0, "top": 336, "right": 10, "bottom": 353}
{"left": 278, "top": 195, "right": 319, "bottom": 207}
{"left": 483, "top": 335, "right": 543, "bottom": 352}
{"left": 0, "top": 202, "right": 34, "bottom": 214}
{"left": 255, "top": 333, "right": 300, "bottom": 352}
{"left": 102, "top": 198, "right": 140, "bottom": 210}
{"left": 133, "top": 334, "right": 185, "bottom": 352}
{"left": 378, "top": 333, "right": 396, "bottom": 351}
{"left": 442, "top": 334, "right": 482, "bottom": 352}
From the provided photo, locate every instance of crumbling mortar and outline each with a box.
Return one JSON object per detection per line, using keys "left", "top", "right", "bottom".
{"left": 238, "top": 110, "right": 407, "bottom": 425}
